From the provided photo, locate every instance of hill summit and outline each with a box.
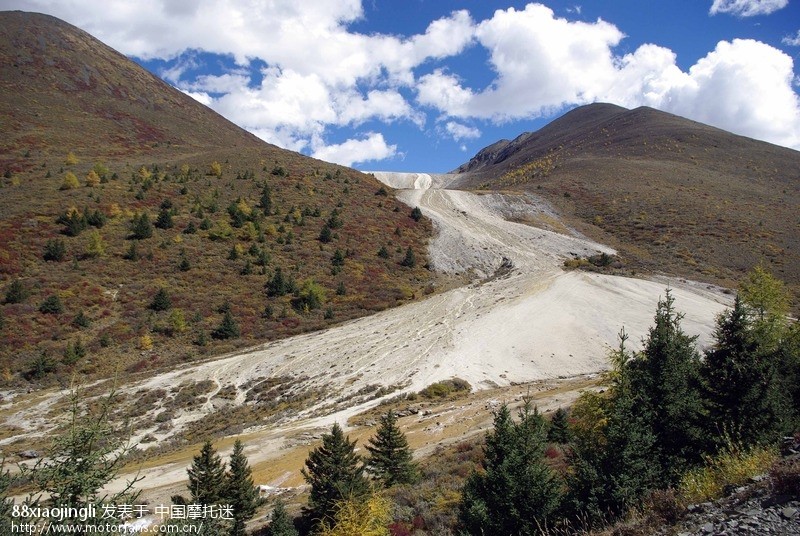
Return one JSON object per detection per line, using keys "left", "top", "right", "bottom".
{"left": 455, "top": 103, "right": 800, "bottom": 304}
{"left": 0, "top": 11, "right": 433, "bottom": 383}
{"left": 0, "top": 10, "right": 264, "bottom": 166}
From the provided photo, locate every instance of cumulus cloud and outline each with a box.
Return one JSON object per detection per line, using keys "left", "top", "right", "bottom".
{"left": 413, "top": 4, "right": 800, "bottom": 149}
{"left": 444, "top": 122, "right": 481, "bottom": 141}
{"left": 311, "top": 133, "right": 397, "bottom": 167}
{"left": 6, "top": 0, "right": 800, "bottom": 158}
{"left": 783, "top": 30, "right": 800, "bottom": 46}
{"left": 709, "top": 0, "right": 788, "bottom": 17}
{"left": 9, "top": 0, "right": 478, "bottom": 161}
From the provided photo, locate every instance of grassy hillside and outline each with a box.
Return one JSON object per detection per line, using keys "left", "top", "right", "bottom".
{"left": 0, "top": 12, "right": 434, "bottom": 384}
{"left": 456, "top": 103, "right": 800, "bottom": 305}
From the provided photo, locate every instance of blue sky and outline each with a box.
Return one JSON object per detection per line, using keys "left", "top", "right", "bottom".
{"left": 3, "top": 0, "right": 800, "bottom": 171}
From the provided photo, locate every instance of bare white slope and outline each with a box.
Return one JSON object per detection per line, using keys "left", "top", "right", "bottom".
{"left": 82, "top": 172, "right": 731, "bottom": 497}
{"left": 121, "top": 175, "right": 727, "bottom": 429}
{"left": 2, "top": 172, "right": 730, "bottom": 458}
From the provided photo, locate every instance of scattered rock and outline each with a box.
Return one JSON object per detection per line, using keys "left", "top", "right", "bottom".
{"left": 19, "top": 449, "right": 38, "bottom": 459}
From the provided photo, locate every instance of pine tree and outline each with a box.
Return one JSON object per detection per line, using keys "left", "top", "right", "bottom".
{"left": 400, "top": 247, "right": 416, "bottom": 268}
{"left": 629, "top": 289, "right": 705, "bottom": 484}
{"left": 212, "top": 310, "right": 240, "bottom": 340}
{"left": 187, "top": 440, "right": 226, "bottom": 506}
{"left": 225, "top": 440, "right": 260, "bottom": 536}
{"left": 547, "top": 407, "right": 571, "bottom": 444}
{"left": 458, "top": 401, "right": 562, "bottom": 535}
{"left": 302, "top": 423, "right": 369, "bottom": 526}
{"left": 410, "top": 206, "right": 422, "bottom": 222}
{"left": 365, "top": 411, "right": 419, "bottom": 487}
{"left": 149, "top": 288, "right": 171, "bottom": 311}
{"left": 703, "top": 295, "right": 791, "bottom": 447}
{"left": 265, "top": 500, "right": 298, "bottom": 536}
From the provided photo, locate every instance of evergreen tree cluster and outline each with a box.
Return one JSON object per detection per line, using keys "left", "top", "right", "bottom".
{"left": 458, "top": 270, "right": 799, "bottom": 533}
{"left": 300, "top": 414, "right": 418, "bottom": 532}
{"left": 182, "top": 439, "right": 262, "bottom": 536}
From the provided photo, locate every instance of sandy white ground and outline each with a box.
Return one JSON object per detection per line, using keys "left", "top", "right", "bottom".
{"left": 4, "top": 172, "right": 732, "bottom": 497}
{"left": 115, "top": 173, "right": 728, "bottom": 436}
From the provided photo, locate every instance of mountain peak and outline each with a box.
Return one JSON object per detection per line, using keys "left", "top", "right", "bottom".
{"left": 0, "top": 10, "right": 264, "bottom": 162}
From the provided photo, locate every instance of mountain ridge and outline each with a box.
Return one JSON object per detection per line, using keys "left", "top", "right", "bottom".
{"left": 455, "top": 102, "right": 800, "bottom": 306}
{"left": 0, "top": 11, "right": 435, "bottom": 383}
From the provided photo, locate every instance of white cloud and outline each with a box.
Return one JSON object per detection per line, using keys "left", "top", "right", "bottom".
{"left": 416, "top": 4, "right": 625, "bottom": 121}
{"left": 709, "top": 0, "right": 788, "bottom": 17}
{"left": 783, "top": 30, "right": 800, "bottom": 46}
{"left": 413, "top": 5, "right": 800, "bottom": 150}
{"left": 179, "top": 89, "right": 213, "bottom": 107}
{"left": 6, "top": 0, "right": 800, "bottom": 156}
{"left": 445, "top": 122, "right": 481, "bottom": 141}
{"left": 311, "top": 133, "right": 397, "bottom": 167}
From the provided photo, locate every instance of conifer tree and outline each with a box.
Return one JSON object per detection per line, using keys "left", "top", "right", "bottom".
{"left": 4, "top": 279, "right": 29, "bottom": 304}
{"left": 547, "top": 407, "right": 571, "bottom": 444}
{"left": 629, "top": 289, "right": 705, "bottom": 484}
{"left": 149, "top": 287, "right": 171, "bottom": 311}
{"left": 400, "top": 247, "right": 416, "bottom": 268}
{"left": 259, "top": 184, "right": 273, "bottom": 215}
{"left": 365, "top": 411, "right": 419, "bottom": 487}
{"left": 187, "top": 440, "right": 226, "bottom": 506}
{"left": 155, "top": 207, "right": 174, "bottom": 229}
{"left": 212, "top": 310, "right": 240, "bottom": 339}
{"left": 703, "top": 291, "right": 792, "bottom": 446}
{"left": 21, "top": 388, "right": 141, "bottom": 529}
{"left": 458, "top": 401, "right": 562, "bottom": 535}
{"left": 302, "top": 423, "right": 369, "bottom": 526}
{"left": 265, "top": 500, "right": 298, "bottom": 536}
{"left": 43, "top": 239, "right": 67, "bottom": 262}
{"left": 225, "top": 440, "right": 260, "bottom": 536}
{"left": 129, "top": 212, "right": 153, "bottom": 239}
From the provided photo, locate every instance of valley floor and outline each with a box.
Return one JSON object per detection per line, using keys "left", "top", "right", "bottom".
{"left": 3, "top": 172, "right": 732, "bottom": 513}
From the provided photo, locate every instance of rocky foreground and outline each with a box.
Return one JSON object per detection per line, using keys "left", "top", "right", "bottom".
{"left": 661, "top": 439, "right": 800, "bottom": 536}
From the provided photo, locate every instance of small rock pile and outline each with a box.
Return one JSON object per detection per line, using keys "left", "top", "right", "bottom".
{"left": 675, "top": 488, "right": 798, "bottom": 535}
{"left": 669, "top": 437, "right": 800, "bottom": 536}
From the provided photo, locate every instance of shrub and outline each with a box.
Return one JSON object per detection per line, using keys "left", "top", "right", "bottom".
{"left": 85, "top": 170, "right": 100, "bottom": 187}
{"left": 4, "top": 280, "right": 29, "bottom": 304}
{"left": 44, "top": 239, "right": 67, "bottom": 262}
{"left": 419, "top": 379, "right": 471, "bottom": 399}
{"left": 60, "top": 172, "right": 80, "bottom": 190}
{"left": 769, "top": 458, "right": 800, "bottom": 495}
{"left": 39, "top": 295, "right": 64, "bottom": 314}
{"left": 678, "top": 444, "right": 776, "bottom": 504}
